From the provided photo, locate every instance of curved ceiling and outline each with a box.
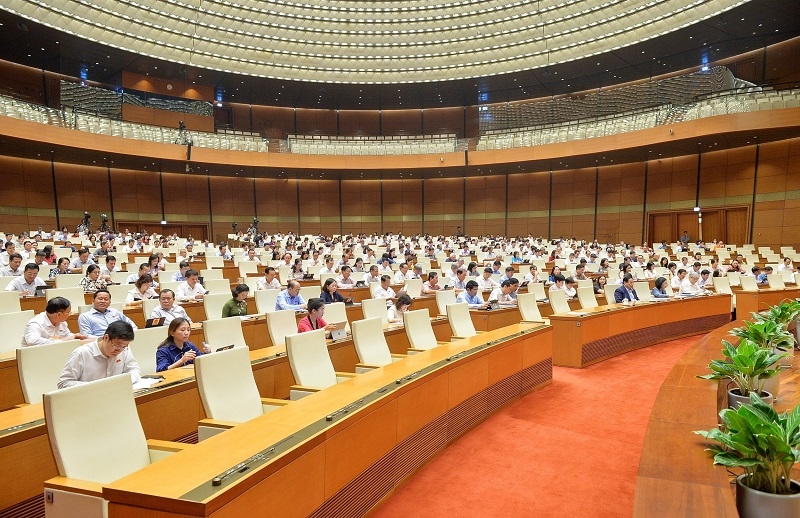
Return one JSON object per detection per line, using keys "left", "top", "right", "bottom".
{"left": 0, "top": 0, "right": 798, "bottom": 109}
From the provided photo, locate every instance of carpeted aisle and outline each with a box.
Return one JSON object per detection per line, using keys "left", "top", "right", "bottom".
{"left": 371, "top": 336, "right": 703, "bottom": 518}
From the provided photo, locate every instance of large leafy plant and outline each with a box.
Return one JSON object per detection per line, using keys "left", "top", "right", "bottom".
{"left": 697, "top": 339, "right": 786, "bottom": 396}
{"left": 751, "top": 301, "right": 800, "bottom": 330}
{"left": 695, "top": 393, "right": 800, "bottom": 494}
{"left": 730, "top": 319, "right": 795, "bottom": 353}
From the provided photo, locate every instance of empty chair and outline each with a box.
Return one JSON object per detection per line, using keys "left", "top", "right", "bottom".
{"left": 446, "top": 303, "right": 478, "bottom": 339}
{"left": 43, "top": 375, "right": 190, "bottom": 518}
{"left": 194, "top": 347, "right": 287, "bottom": 440}
{"left": 199, "top": 268, "right": 223, "bottom": 280}
{"left": 767, "top": 274, "right": 786, "bottom": 289}
{"left": 739, "top": 275, "right": 758, "bottom": 291}
{"left": 285, "top": 329, "right": 356, "bottom": 400}
{"left": 351, "top": 317, "right": 405, "bottom": 373}
{"left": 0, "top": 291, "right": 21, "bottom": 313}
{"left": 633, "top": 282, "right": 652, "bottom": 302}
{"left": 361, "top": 297, "right": 389, "bottom": 325}
{"left": 238, "top": 262, "right": 259, "bottom": 276}
{"left": 128, "top": 326, "right": 168, "bottom": 375}
{"left": 266, "top": 309, "right": 298, "bottom": 348}
{"left": 105, "top": 283, "right": 131, "bottom": 302}
{"left": 204, "top": 256, "right": 225, "bottom": 268}
{"left": 517, "top": 293, "right": 545, "bottom": 323}
{"left": 402, "top": 278, "right": 423, "bottom": 298}
{"left": 54, "top": 274, "right": 84, "bottom": 289}
{"left": 203, "top": 278, "right": 232, "bottom": 294}
{"left": 299, "top": 285, "right": 319, "bottom": 303}
{"left": 17, "top": 339, "right": 81, "bottom": 404}
{"left": 528, "top": 282, "right": 547, "bottom": 300}
{"left": 254, "top": 289, "right": 280, "bottom": 314}
{"left": 403, "top": 308, "right": 446, "bottom": 353}
{"left": 577, "top": 286, "right": 599, "bottom": 309}
{"left": 141, "top": 298, "right": 161, "bottom": 320}
{"left": 604, "top": 287, "right": 617, "bottom": 305}
{"left": 159, "top": 281, "right": 181, "bottom": 294}
{"left": 712, "top": 276, "right": 736, "bottom": 311}
{"left": 435, "top": 289, "right": 457, "bottom": 316}
{"left": 0, "top": 309, "right": 33, "bottom": 353}
{"left": 548, "top": 289, "right": 571, "bottom": 315}
{"left": 727, "top": 271, "right": 741, "bottom": 287}
{"left": 203, "top": 317, "right": 248, "bottom": 349}
{"left": 45, "top": 287, "right": 85, "bottom": 313}
{"left": 203, "top": 292, "right": 232, "bottom": 320}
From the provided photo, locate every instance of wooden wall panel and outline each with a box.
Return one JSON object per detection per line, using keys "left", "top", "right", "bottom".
{"left": 295, "top": 109, "right": 337, "bottom": 135}
{"left": 382, "top": 109, "right": 423, "bottom": 136}
{"left": 507, "top": 171, "right": 549, "bottom": 237}
{"left": 339, "top": 110, "right": 380, "bottom": 136}
{"left": 423, "top": 177, "right": 463, "bottom": 236}
{"left": 297, "top": 179, "right": 340, "bottom": 236}
{"left": 341, "top": 179, "right": 381, "bottom": 235}
{"left": 422, "top": 107, "right": 464, "bottom": 137}
{"left": 383, "top": 179, "right": 423, "bottom": 236}
{"left": 251, "top": 106, "right": 295, "bottom": 139}
{"left": 0, "top": 156, "right": 55, "bottom": 231}
{"left": 162, "top": 172, "right": 209, "bottom": 220}
{"left": 55, "top": 163, "right": 112, "bottom": 230}
{"left": 465, "top": 176, "right": 505, "bottom": 236}
{"left": 255, "top": 177, "right": 299, "bottom": 234}
{"left": 109, "top": 168, "right": 161, "bottom": 223}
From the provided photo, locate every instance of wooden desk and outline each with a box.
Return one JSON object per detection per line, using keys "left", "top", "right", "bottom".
{"left": 0, "top": 321, "right": 543, "bottom": 515}
{"left": 632, "top": 319, "right": 800, "bottom": 516}
{"left": 470, "top": 306, "right": 521, "bottom": 331}
{"left": 548, "top": 295, "right": 732, "bottom": 368}
{"left": 102, "top": 324, "right": 554, "bottom": 517}
{"left": 734, "top": 287, "right": 800, "bottom": 319}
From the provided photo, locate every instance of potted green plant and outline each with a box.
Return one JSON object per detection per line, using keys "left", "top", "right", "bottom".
{"left": 697, "top": 339, "right": 785, "bottom": 408}
{"left": 730, "top": 318, "right": 796, "bottom": 395}
{"left": 751, "top": 301, "right": 800, "bottom": 366}
{"left": 694, "top": 393, "right": 800, "bottom": 517}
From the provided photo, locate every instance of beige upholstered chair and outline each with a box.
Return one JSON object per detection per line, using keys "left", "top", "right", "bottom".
{"left": 435, "top": 289, "right": 457, "bottom": 316}
{"left": 516, "top": 293, "right": 545, "bottom": 323}
{"left": 54, "top": 274, "right": 84, "bottom": 289}
{"left": 0, "top": 309, "right": 33, "bottom": 353}
{"left": 0, "top": 290, "right": 21, "bottom": 313}
{"left": 403, "top": 308, "right": 447, "bottom": 353}
{"left": 254, "top": 289, "right": 280, "bottom": 313}
{"left": 361, "top": 297, "right": 389, "bottom": 325}
{"left": 105, "top": 283, "right": 130, "bottom": 303}
{"left": 767, "top": 274, "right": 786, "bottom": 289}
{"left": 548, "top": 289, "right": 571, "bottom": 315}
{"left": 194, "top": 347, "right": 287, "bottom": 440}
{"left": 577, "top": 286, "right": 599, "bottom": 308}
{"left": 402, "top": 278, "right": 423, "bottom": 298}
{"left": 16, "top": 339, "right": 81, "bottom": 404}
{"left": 446, "top": 302, "right": 478, "bottom": 340}
{"left": 286, "top": 329, "right": 356, "bottom": 400}
{"left": 351, "top": 317, "right": 405, "bottom": 373}
{"left": 43, "top": 375, "right": 190, "bottom": 518}
{"left": 203, "top": 278, "right": 232, "bottom": 295}
{"left": 203, "top": 292, "right": 232, "bottom": 320}
{"left": 528, "top": 282, "right": 546, "bottom": 300}
{"left": 632, "top": 282, "right": 651, "bottom": 303}
{"left": 739, "top": 275, "right": 758, "bottom": 291}
{"left": 128, "top": 326, "right": 168, "bottom": 375}
{"left": 199, "top": 268, "right": 223, "bottom": 280}
{"left": 45, "top": 287, "right": 84, "bottom": 313}
{"left": 324, "top": 302, "right": 350, "bottom": 334}
{"left": 266, "top": 309, "right": 298, "bottom": 348}
{"left": 203, "top": 317, "right": 248, "bottom": 349}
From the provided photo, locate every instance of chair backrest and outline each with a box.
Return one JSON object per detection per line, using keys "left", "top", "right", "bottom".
{"left": 517, "top": 293, "right": 544, "bottom": 322}
{"left": 254, "top": 289, "right": 280, "bottom": 314}
{"left": 129, "top": 326, "right": 168, "bottom": 375}
{"left": 109, "top": 271, "right": 130, "bottom": 285}
{"left": 767, "top": 274, "right": 786, "bottom": 290}
{"left": 361, "top": 297, "right": 389, "bottom": 325}
{"left": 194, "top": 346, "right": 263, "bottom": 422}
{"left": 0, "top": 309, "right": 33, "bottom": 353}
{"left": 238, "top": 262, "right": 259, "bottom": 276}
{"left": 54, "top": 274, "right": 84, "bottom": 289}
{"left": 45, "top": 287, "right": 84, "bottom": 312}
{"left": 548, "top": 289, "right": 571, "bottom": 315}
{"left": 44, "top": 374, "right": 151, "bottom": 483}
{"left": 351, "top": 317, "right": 392, "bottom": 366}
{"left": 203, "top": 292, "right": 232, "bottom": 320}
{"left": 299, "top": 286, "right": 319, "bottom": 303}
{"left": 633, "top": 282, "right": 652, "bottom": 302}
{"left": 324, "top": 302, "right": 350, "bottom": 333}
{"left": 105, "top": 283, "right": 131, "bottom": 303}
{"left": 159, "top": 280, "right": 180, "bottom": 294}
{"left": 0, "top": 291, "right": 21, "bottom": 314}
{"left": 204, "top": 278, "right": 232, "bottom": 294}
{"left": 17, "top": 339, "right": 82, "bottom": 404}
{"left": 727, "top": 271, "right": 741, "bottom": 286}
{"left": 403, "top": 278, "right": 423, "bottom": 297}
{"left": 576, "top": 279, "right": 593, "bottom": 289}
{"left": 403, "top": 308, "right": 438, "bottom": 350}
{"left": 446, "top": 302, "right": 476, "bottom": 338}
{"left": 604, "top": 287, "right": 617, "bottom": 305}
{"left": 368, "top": 281, "right": 382, "bottom": 297}
{"left": 286, "top": 329, "right": 337, "bottom": 389}
{"left": 266, "top": 309, "right": 299, "bottom": 348}
{"left": 142, "top": 298, "right": 161, "bottom": 319}
{"left": 577, "top": 286, "right": 599, "bottom": 309}
{"left": 203, "top": 317, "right": 248, "bottom": 349}
{"left": 204, "top": 256, "right": 225, "bottom": 268}
{"left": 739, "top": 275, "right": 758, "bottom": 291}
{"left": 529, "top": 282, "right": 546, "bottom": 300}
{"left": 435, "top": 289, "right": 457, "bottom": 316}
{"left": 36, "top": 264, "right": 54, "bottom": 280}
{"left": 712, "top": 276, "right": 732, "bottom": 295}
{"left": 199, "top": 268, "right": 223, "bottom": 280}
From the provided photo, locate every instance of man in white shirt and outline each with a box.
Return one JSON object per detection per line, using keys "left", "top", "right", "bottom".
{"left": 671, "top": 269, "right": 687, "bottom": 289}
{"left": 150, "top": 289, "right": 191, "bottom": 324}
{"left": 68, "top": 248, "right": 96, "bottom": 273}
{"left": 373, "top": 275, "right": 396, "bottom": 303}
{"left": 779, "top": 258, "right": 795, "bottom": 273}
{"left": 393, "top": 263, "right": 412, "bottom": 284}
{"left": 319, "top": 257, "right": 338, "bottom": 277}
{"left": 58, "top": 321, "right": 140, "bottom": 389}
{"left": 680, "top": 271, "right": 708, "bottom": 295}
{"left": 19, "top": 240, "right": 34, "bottom": 260}
{"left": 476, "top": 267, "right": 500, "bottom": 291}
{"left": 362, "top": 265, "right": 381, "bottom": 283}
{"left": 335, "top": 265, "right": 357, "bottom": 288}
{"left": 451, "top": 268, "right": 468, "bottom": 292}
{"left": 4, "top": 263, "right": 47, "bottom": 295}
{"left": 216, "top": 244, "right": 232, "bottom": 260}
{"left": 257, "top": 266, "right": 282, "bottom": 290}
{"left": 489, "top": 281, "right": 517, "bottom": 305}
{"left": 0, "top": 242, "right": 15, "bottom": 266}
{"left": 176, "top": 270, "right": 207, "bottom": 300}
{"left": 241, "top": 248, "right": 263, "bottom": 266}
{"left": 377, "top": 258, "right": 393, "bottom": 274}
{"left": 23, "top": 296, "right": 87, "bottom": 346}
{"left": 0, "top": 254, "right": 24, "bottom": 276}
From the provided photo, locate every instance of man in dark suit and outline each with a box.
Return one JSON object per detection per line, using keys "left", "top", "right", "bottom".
{"left": 614, "top": 273, "right": 639, "bottom": 303}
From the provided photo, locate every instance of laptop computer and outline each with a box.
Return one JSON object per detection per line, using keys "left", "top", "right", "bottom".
{"left": 302, "top": 273, "right": 314, "bottom": 280}
{"left": 34, "top": 286, "right": 47, "bottom": 297}
{"left": 329, "top": 321, "right": 348, "bottom": 340}
{"left": 144, "top": 317, "right": 165, "bottom": 328}
{"left": 482, "top": 300, "right": 500, "bottom": 310}
{"left": 355, "top": 280, "right": 366, "bottom": 287}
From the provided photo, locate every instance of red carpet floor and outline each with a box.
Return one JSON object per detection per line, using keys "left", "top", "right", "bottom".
{"left": 371, "top": 336, "right": 702, "bottom": 518}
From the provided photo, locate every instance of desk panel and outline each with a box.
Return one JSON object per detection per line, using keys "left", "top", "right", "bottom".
{"left": 734, "top": 287, "right": 800, "bottom": 318}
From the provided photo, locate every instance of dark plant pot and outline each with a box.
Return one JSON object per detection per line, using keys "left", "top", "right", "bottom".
{"left": 727, "top": 388, "right": 773, "bottom": 409}
{"left": 736, "top": 474, "right": 800, "bottom": 518}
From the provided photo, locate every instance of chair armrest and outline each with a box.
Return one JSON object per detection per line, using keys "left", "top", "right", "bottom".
{"left": 289, "top": 384, "right": 321, "bottom": 400}
{"left": 390, "top": 354, "right": 408, "bottom": 360}
{"left": 260, "top": 398, "right": 289, "bottom": 413}
{"left": 521, "top": 319, "right": 547, "bottom": 324}
{"left": 146, "top": 439, "right": 193, "bottom": 453}
{"left": 335, "top": 372, "right": 358, "bottom": 378}
{"left": 290, "top": 384, "right": 322, "bottom": 393}
{"left": 44, "top": 477, "right": 103, "bottom": 497}
{"left": 356, "top": 362, "right": 382, "bottom": 371}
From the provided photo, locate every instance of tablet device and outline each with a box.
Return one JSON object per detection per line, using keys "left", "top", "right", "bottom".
{"left": 215, "top": 344, "right": 235, "bottom": 352}
{"left": 355, "top": 280, "right": 366, "bottom": 287}
{"left": 330, "top": 321, "right": 348, "bottom": 340}
{"left": 144, "top": 317, "right": 165, "bottom": 328}
{"left": 344, "top": 297, "right": 354, "bottom": 306}
{"left": 303, "top": 273, "right": 314, "bottom": 280}
{"left": 520, "top": 281, "right": 529, "bottom": 288}
{"left": 35, "top": 286, "right": 47, "bottom": 297}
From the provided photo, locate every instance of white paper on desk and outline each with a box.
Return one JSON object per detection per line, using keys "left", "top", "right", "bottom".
{"left": 132, "top": 378, "right": 161, "bottom": 390}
